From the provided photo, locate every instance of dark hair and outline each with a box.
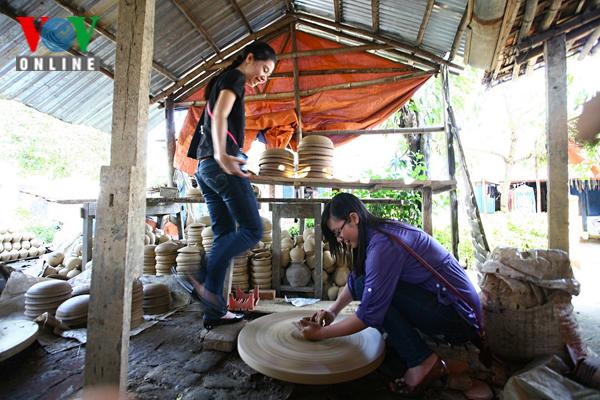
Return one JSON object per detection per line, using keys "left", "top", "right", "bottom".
{"left": 321, "top": 193, "right": 388, "bottom": 275}
{"left": 204, "top": 41, "right": 277, "bottom": 100}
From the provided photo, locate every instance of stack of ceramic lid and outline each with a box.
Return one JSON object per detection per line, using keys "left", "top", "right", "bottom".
{"left": 154, "top": 241, "right": 182, "bottom": 275}
{"left": 297, "top": 135, "right": 334, "bottom": 178}
{"left": 143, "top": 245, "right": 157, "bottom": 275}
{"left": 24, "top": 280, "right": 73, "bottom": 319}
{"left": 201, "top": 227, "right": 214, "bottom": 255}
{"left": 258, "top": 148, "right": 295, "bottom": 178}
{"left": 260, "top": 217, "right": 272, "bottom": 247}
{"left": 250, "top": 250, "right": 272, "bottom": 289}
{"left": 175, "top": 245, "right": 203, "bottom": 278}
{"left": 186, "top": 222, "right": 205, "bottom": 246}
{"left": 143, "top": 283, "right": 171, "bottom": 315}
{"left": 72, "top": 284, "right": 90, "bottom": 297}
{"left": 231, "top": 251, "right": 251, "bottom": 291}
{"left": 131, "top": 279, "right": 144, "bottom": 328}
{"left": 55, "top": 294, "right": 89, "bottom": 328}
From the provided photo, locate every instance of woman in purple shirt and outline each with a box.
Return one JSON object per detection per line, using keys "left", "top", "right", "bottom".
{"left": 297, "top": 193, "right": 483, "bottom": 395}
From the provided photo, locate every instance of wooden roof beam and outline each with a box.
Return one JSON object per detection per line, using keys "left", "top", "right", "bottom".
{"left": 449, "top": 0, "right": 473, "bottom": 61}
{"left": 151, "top": 15, "right": 294, "bottom": 104}
{"left": 578, "top": 26, "right": 600, "bottom": 59}
{"left": 371, "top": 0, "right": 380, "bottom": 33}
{"left": 417, "top": 0, "right": 434, "bottom": 46}
{"left": 269, "top": 66, "right": 413, "bottom": 77}
{"left": 334, "top": 0, "right": 342, "bottom": 23}
{"left": 51, "top": 0, "right": 178, "bottom": 82}
{"left": 229, "top": 0, "right": 253, "bottom": 33}
{"left": 296, "top": 12, "right": 462, "bottom": 69}
{"left": 539, "top": 0, "right": 563, "bottom": 31}
{"left": 171, "top": 0, "right": 222, "bottom": 56}
{"left": 489, "top": 0, "right": 522, "bottom": 81}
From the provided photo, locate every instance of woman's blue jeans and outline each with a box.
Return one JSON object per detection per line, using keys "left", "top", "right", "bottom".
{"left": 195, "top": 158, "right": 262, "bottom": 319}
{"left": 351, "top": 276, "right": 477, "bottom": 368}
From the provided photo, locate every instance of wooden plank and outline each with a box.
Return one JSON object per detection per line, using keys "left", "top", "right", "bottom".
{"left": 165, "top": 98, "right": 177, "bottom": 187}
{"left": 253, "top": 298, "right": 359, "bottom": 315}
{"left": 84, "top": 0, "right": 155, "bottom": 390}
{"left": 334, "top": 0, "right": 342, "bottom": 23}
{"left": 544, "top": 34, "right": 569, "bottom": 252}
{"left": 421, "top": 188, "right": 432, "bottom": 235}
{"left": 81, "top": 203, "right": 93, "bottom": 266}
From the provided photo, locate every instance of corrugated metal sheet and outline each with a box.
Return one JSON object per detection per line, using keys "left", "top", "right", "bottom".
{"left": 0, "top": 0, "right": 466, "bottom": 134}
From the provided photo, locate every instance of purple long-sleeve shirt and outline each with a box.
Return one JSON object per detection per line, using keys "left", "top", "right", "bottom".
{"left": 347, "top": 222, "right": 482, "bottom": 331}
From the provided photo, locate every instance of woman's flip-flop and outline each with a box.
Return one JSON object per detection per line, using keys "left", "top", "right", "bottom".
{"left": 389, "top": 357, "right": 449, "bottom": 397}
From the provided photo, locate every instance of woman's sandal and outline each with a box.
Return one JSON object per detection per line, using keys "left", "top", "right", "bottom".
{"left": 171, "top": 267, "right": 226, "bottom": 313}
{"left": 388, "top": 357, "right": 449, "bottom": 397}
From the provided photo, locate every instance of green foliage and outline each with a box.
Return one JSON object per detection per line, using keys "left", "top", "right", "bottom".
{"left": 433, "top": 225, "right": 475, "bottom": 268}
{"left": 15, "top": 207, "right": 59, "bottom": 244}
{"left": 288, "top": 226, "right": 299, "bottom": 237}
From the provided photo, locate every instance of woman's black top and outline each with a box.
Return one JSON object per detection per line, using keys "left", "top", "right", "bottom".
{"left": 187, "top": 69, "right": 246, "bottom": 159}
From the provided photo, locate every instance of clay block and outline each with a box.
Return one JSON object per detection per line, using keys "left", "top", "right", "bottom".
{"left": 203, "top": 320, "right": 247, "bottom": 352}
{"left": 258, "top": 289, "right": 276, "bottom": 300}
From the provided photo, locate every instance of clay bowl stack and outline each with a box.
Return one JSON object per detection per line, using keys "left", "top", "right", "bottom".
{"left": 24, "top": 280, "right": 73, "bottom": 319}
{"left": 143, "top": 245, "right": 157, "bottom": 275}
{"left": 297, "top": 135, "right": 334, "bottom": 178}
{"left": 201, "top": 227, "right": 214, "bottom": 255}
{"left": 250, "top": 250, "right": 272, "bottom": 289}
{"left": 231, "top": 251, "right": 251, "bottom": 291}
{"left": 55, "top": 294, "right": 90, "bottom": 328}
{"left": 261, "top": 217, "right": 272, "bottom": 248}
{"left": 143, "top": 283, "right": 171, "bottom": 315}
{"left": 258, "top": 149, "right": 295, "bottom": 178}
{"left": 154, "top": 241, "right": 182, "bottom": 275}
{"left": 131, "top": 279, "right": 144, "bottom": 328}
{"left": 186, "top": 222, "right": 205, "bottom": 246}
{"left": 175, "top": 245, "right": 204, "bottom": 278}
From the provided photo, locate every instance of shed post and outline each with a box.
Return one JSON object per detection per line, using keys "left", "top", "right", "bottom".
{"left": 84, "top": 0, "right": 155, "bottom": 391}
{"left": 165, "top": 97, "right": 177, "bottom": 187}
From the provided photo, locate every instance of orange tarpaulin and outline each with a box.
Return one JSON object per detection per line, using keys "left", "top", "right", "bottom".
{"left": 175, "top": 31, "right": 433, "bottom": 176}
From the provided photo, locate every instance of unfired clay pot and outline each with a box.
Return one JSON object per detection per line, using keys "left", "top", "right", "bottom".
{"left": 334, "top": 267, "right": 351, "bottom": 287}
{"left": 289, "top": 246, "right": 305, "bottom": 263}
{"left": 286, "top": 262, "right": 311, "bottom": 287}
{"left": 328, "top": 285, "right": 340, "bottom": 300}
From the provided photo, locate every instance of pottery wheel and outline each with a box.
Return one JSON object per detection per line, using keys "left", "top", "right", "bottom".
{"left": 238, "top": 310, "right": 385, "bottom": 384}
{"left": 0, "top": 319, "right": 39, "bottom": 362}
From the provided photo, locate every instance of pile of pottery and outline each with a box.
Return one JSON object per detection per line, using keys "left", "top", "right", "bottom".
{"left": 324, "top": 248, "right": 351, "bottom": 301}
{"left": 201, "top": 226, "right": 214, "bottom": 255}
{"left": 42, "top": 251, "right": 83, "bottom": 280}
{"left": 175, "top": 245, "right": 204, "bottom": 278}
{"left": 297, "top": 135, "right": 334, "bottom": 178}
{"left": 144, "top": 223, "right": 170, "bottom": 246}
{"left": 231, "top": 251, "right": 251, "bottom": 291}
{"left": 131, "top": 279, "right": 144, "bottom": 328}
{"left": 186, "top": 222, "right": 205, "bottom": 246}
{"left": 258, "top": 148, "right": 295, "bottom": 178}
{"left": 0, "top": 229, "right": 45, "bottom": 262}
{"left": 24, "top": 280, "right": 73, "bottom": 319}
{"left": 260, "top": 217, "right": 272, "bottom": 247}
{"left": 143, "top": 245, "right": 157, "bottom": 275}
{"left": 250, "top": 245, "right": 272, "bottom": 289}
{"left": 154, "top": 241, "right": 183, "bottom": 275}
{"left": 143, "top": 283, "right": 171, "bottom": 315}
{"left": 56, "top": 294, "right": 90, "bottom": 328}
{"left": 286, "top": 240, "right": 311, "bottom": 288}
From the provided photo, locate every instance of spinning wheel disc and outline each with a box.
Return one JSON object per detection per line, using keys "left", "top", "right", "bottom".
{"left": 238, "top": 310, "right": 385, "bottom": 384}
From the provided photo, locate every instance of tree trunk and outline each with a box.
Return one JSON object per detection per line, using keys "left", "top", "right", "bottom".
{"left": 500, "top": 129, "right": 518, "bottom": 212}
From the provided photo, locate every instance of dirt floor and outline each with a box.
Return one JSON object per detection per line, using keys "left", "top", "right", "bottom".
{"left": 0, "top": 239, "right": 598, "bottom": 400}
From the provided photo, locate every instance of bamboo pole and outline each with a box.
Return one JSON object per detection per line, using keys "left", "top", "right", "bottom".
{"left": 229, "top": 0, "right": 253, "bottom": 33}
{"left": 449, "top": 0, "right": 473, "bottom": 61}
{"left": 417, "top": 0, "right": 435, "bottom": 46}
{"left": 270, "top": 66, "right": 413, "bottom": 77}
{"left": 304, "top": 127, "right": 445, "bottom": 136}
{"left": 291, "top": 22, "right": 303, "bottom": 142}
{"left": 171, "top": 0, "right": 221, "bottom": 55}
{"left": 371, "top": 0, "right": 380, "bottom": 33}
{"left": 278, "top": 43, "right": 395, "bottom": 59}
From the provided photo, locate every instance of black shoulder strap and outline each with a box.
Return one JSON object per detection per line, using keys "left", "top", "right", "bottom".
{"left": 186, "top": 106, "right": 206, "bottom": 159}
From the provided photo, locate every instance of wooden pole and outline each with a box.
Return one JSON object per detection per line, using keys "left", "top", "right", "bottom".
{"left": 304, "top": 127, "right": 445, "bottom": 135}
{"left": 449, "top": 0, "right": 473, "bottom": 61}
{"left": 270, "top": 66, "right": 413, "bottom": 77}
{"left": 291, "top": 22, "right": 303, "bottom": 142}
{"left": 417, "top": 0, "right": 435, "bottom": 46}
{"left": 544, "top": 34, "right": 569, "bottom": 252}
{"left": 165, "top": 97, "right": 177, "bottom": 187}
{"left": 277, "top": 43, "right": 395, "bottom": 59}
{"left": 84, "top": 0, "right": 155, "bottom": 391}
{"left": 441, "top": 66, "right": 459, "bottom": 259}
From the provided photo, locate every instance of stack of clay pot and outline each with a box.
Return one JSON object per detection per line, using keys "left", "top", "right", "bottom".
{"left": 154, "top": 241, "right": 183, "bottom": 275}
{"left": 56, "top": 294, "right": 90, "bottom": 328}
{"left": 231, "top": 251, "right": 251, "bottom": 291}
{"left": 186, "top": 222, "right": 205, "bottom": 246}
{"left": 250, "top": 245, "right": 272, "bottom": 289}
{"left": 144, "top": 223, "right": 170, "bottom": 245}
{"left": 297, "top": 135, "right": 334, "bottom": 178}
{"left": 143, "top": 245, "right": 157, "bottom": 275}
{"left": 41, "top": 251, "right": 83, "bottom": 280}
{"left": 175, "top": 245, "right": 204, "bottom": 278}
{"left": 258, "top": 148, "right": 295, "bottom": 178}
{"left": 24, "top": 280, "right": 73, "bottom": 319}
{"left": 131, "top": 279, "right": 144, "bottom": 328}
{"left": 260, "top": 217, "right": 273, "bottom": 247}
{"left": 0, "top": 229, "right": 45, "bottom": 262}
{"left": 201, "top": 226, "right": 214, "bottom": 255}
{"left": 143, "top": 283, "right": 171, "bottom": 315}
{"left": 280, "top": 230, "right": 293, "bottom": 269}
{"left": 287, "top": 242, "right": 311, "bottom": 287}
{"left": 326, "top": 248, "right": 352, "bottom": 301}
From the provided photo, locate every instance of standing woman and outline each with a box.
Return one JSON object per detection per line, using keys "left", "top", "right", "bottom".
{"left": 298, "top": 193, "right": 485, "bottom": 395}
{"left": 185, "top": 42, "right": 276, "bottom": 328}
